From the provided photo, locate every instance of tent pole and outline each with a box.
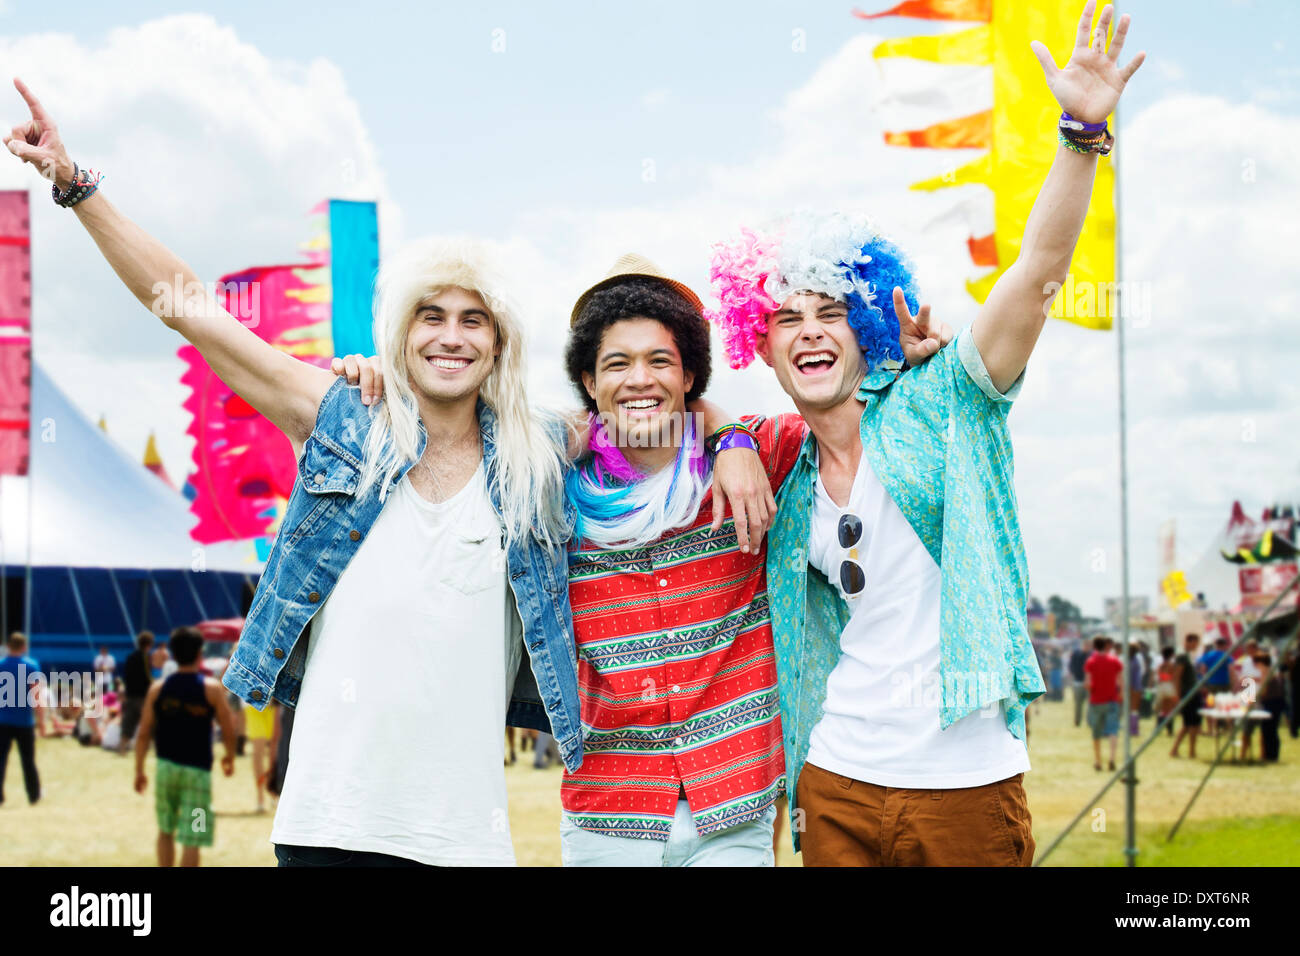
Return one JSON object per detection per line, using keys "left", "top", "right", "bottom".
{"left": 149, "top": 572, "right": 173, "bottom": 634}
{"left": 106, "top": 567, "right": 135, "bottom": 636}
{"left": 183, "top": 569, "right": 210, "bottom": 623}
{"left": 213, "top": 572, "right": 238, "bottom": 618}
{"left": 22, "top": 451, "right": 33, "bottom": 640}
{"left": 66, "top": 566, "right": 92, "bottom": 641}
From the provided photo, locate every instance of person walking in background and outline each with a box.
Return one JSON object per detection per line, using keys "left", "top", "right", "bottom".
{"left": 1047, "top": 645, "right": 1065, "bottom": 702}
{"left": 1084, "top": 636, "right": 1122, "bottom": 772}
{"left": 1170, "top": 633, "right": 1203, "bottom": 759}
{"left": 1285, "top": 644, "right": 1300, "bottom": 739}
{"left": 1155, "top": 645, "right": 1177, "bottom": 736}
{"left": 1126, "top": 639, "right": 1144, "bottom": 737}
{"left": 1257, "top": 651, "right": 1285, "bottom": 763}
{"left": 1068, "top": 638, "right": 1091, "bottom": 728}
{"left": 532, "top": 730, "right": 560, "bottom": 770}
{"left": 133, "top": 627, "right": 237, "bottom": 867}
{"left": 267, "top": 704, "right": 293, "bottom": 799}
{"left": 119, "top": 631, "right": 154, "bottom": 755}
{"left": 244, "top": 699, "right": 277, "bottom": 812}
{"left": 0, "top": 632, "right": 43, "bottom": 805}
{"left": 1198, "top": 635, "right": 1233, "bottom": 736}
{"left": 149, "top": 642, "right": 169, "bottom": 681}
{"left": 93, "top": 645, "right": 117, "bottom": 680}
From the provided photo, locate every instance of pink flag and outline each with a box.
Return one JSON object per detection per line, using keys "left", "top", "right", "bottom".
{"left": 0, "top": 191, "right": 31, "bottom": 476}
{"left": 180, "top": 263, "right": 331, "bottom": 543}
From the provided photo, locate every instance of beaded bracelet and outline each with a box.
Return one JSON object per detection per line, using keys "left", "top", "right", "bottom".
{"left": 706, "top": 423, "right": 760, "bottom": 455}
{"left": 1058, "top": 129, "right": 1114, "bottom": 156}
{"left": 52, "top": 162, "right": 104, "bottom": 208}
{"left": 1058, "top": 112, "right": 1113, "bottom": 156}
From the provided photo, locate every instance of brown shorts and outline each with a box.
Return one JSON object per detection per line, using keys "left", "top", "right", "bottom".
{"left": 795, "top": 762, "right": 1035, "bottom": 867}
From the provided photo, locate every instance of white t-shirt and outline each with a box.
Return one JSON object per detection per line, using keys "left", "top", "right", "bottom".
{"left": 805, "top": 451, "right": 1030, "bottom": 789}
{"left": 271, "top": 465, "right": 515, "bottom": 866}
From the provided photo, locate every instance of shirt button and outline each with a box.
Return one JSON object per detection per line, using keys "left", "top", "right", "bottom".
{"left": 671, "top": 685, "right": 680, "bottom": 693}
{"left": 313, "top": 473, "right": 325, "bottom": 485}
{"left": 273, "top": 648, "right": 285, "bottom": 659}
{"left": 349, "top": 530, "right": 361, "bottom": 541}
{"left": 658, "top": 578, "right": 668, "bottom": 588}
{"left": 673, "top": 736, "right": 683, "bottom": 746}
{"left": 250, "top": 689, "right": 264, "bottom": 701}
{"left": 308, "top": 591, "right": 321, "bottom": 603}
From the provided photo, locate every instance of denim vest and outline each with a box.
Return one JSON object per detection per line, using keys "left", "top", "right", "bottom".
{"left": 221, "top": 378, "right": 584, "bottom": 771}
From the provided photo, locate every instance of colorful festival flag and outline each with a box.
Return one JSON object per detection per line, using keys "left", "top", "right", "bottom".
{"left": 0, "top": 191, "right": 31, "bottom": 476}
{"left": 865, "top": 0, "right": 1117, "bottom": 329}
{"left": 180, "top": 200, "right": 378, "bottom": 552}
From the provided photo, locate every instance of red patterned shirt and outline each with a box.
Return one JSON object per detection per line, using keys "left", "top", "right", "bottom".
{"left": 561, "top": 414, "right": 805, "bottom": 840}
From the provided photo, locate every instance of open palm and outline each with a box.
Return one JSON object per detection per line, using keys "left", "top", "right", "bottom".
{"left": 1032, "top": 1, "right": 1145, "bottom": 125}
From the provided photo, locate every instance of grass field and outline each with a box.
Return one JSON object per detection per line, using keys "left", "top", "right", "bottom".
{"left": 2, "top": 696, "right": 1296, "bottom": 866}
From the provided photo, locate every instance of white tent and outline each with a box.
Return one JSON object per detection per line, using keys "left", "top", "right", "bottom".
{"left": 0, "top": 363, "right": 263, "bottom": 573}
{"left": 1184, "top": 540, "right": 1244, "bottom": 613}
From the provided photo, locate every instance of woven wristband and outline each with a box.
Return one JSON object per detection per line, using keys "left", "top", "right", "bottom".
{"left": 52, "top": 162, "right": 104, "bottom": 208}
{"left": 1058, "top": 129, "right": 1114, "bottom": 156}
{"left": 707, "top": 423, "right": 759, "bottom": 455}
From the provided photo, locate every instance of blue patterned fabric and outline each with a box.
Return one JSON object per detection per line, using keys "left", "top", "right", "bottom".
{"left": 767, "top": 326, "right": 1045, "bottom": 851}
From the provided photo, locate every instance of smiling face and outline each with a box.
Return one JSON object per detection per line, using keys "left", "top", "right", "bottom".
{"left": 403, "top": 286, "right": 500, "bottom": 405}
{"left": 581, "top": 317, "right": 694, "bottom": 453}
{"left": 756, "top": 291, "right": 867, "bottom": 412}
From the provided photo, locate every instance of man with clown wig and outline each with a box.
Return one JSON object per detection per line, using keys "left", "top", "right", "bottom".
{"left": 705, "top": 0, "right": 1144, "bottom": 865}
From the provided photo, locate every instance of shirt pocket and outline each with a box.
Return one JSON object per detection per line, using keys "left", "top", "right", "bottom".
{"left": 285, "top": 439, "right": 361, "bottom": 547}
{"left": 438, "top": 527, "right": 506, "bottom": 595}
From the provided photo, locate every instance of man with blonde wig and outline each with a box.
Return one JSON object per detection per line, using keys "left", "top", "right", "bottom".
{"left": 4, "top": 78, "right": 580, "bottom": 865}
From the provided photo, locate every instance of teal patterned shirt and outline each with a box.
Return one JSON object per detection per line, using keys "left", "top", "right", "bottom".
{"left": 767, "top": 326, "right": 1045, "bottom": 851}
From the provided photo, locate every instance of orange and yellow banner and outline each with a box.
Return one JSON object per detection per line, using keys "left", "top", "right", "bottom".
{"left": 867, "top": 0, "right": 1117, "bottom": 329}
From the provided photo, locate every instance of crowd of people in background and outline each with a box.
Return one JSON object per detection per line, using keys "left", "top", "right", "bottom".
{"left": 0, "top": 627, "right": 288, "bottom": 866}
{"left": 1043, "top": 629, "right": 1297, "bottom": 769}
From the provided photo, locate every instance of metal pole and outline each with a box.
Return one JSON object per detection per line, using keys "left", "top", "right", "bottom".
{"left": 1111, "top": 82, "right": 1137, "bottom": 866}
{"left": 1166, "top": 710, "right": 1248, "bottom": 843}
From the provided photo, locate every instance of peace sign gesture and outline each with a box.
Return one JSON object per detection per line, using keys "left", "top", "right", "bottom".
{"left": 1031, "top": 1, "right": 1146, "bottom": 126}
{"left": 3, "top": 77, "right": 75, "bottom": 189}
{"left": 893, "top": 286, "right": 952, "bottom": 367}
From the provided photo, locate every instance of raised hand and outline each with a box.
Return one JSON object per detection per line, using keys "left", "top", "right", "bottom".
{"left": 3, "top": 77, "right": 75, "bottom": 188}
{"left": 894, "top": 286, "right": 952, "bottom": 366}
{"left": 1031, "top": 1, "right": 1145, "bottom": 125}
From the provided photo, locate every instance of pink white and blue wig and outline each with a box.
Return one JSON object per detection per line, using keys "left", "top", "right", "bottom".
{"left": 706, "top": 211, "right": 920, "bottom": 371}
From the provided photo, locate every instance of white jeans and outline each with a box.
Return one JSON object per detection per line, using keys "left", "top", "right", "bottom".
{"left": 560, "top": 800, "right": 777, "bottom": 867}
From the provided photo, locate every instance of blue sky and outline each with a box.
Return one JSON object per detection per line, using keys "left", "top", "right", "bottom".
{"left": 6, "top": 0, "right": 1295, "bottom": 238}
{"left": 0, "top": 1, "right": 1295, "bottom": 616}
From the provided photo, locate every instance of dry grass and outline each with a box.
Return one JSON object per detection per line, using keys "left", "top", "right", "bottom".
{"left": 2, "top": 697, "right": 1295, "bottom": 866}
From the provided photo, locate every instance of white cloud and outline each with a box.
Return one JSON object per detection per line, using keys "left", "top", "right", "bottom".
{"left": 0, "top": 14, "right": 398, "bottom": 489}
{"left": 641, "top": 88, "right": 671, "bottom": 110}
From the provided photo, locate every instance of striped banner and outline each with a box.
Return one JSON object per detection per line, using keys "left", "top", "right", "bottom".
{"left": 865, "top": 0, "right": 1117, "bottom": 328}
{"left": 0, "top": 191, "right": 31, "bottom": 476}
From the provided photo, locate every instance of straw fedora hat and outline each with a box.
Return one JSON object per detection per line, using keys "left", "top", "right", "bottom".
{"left": 570, "top": 253, "right": 704, "bottom": 327}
